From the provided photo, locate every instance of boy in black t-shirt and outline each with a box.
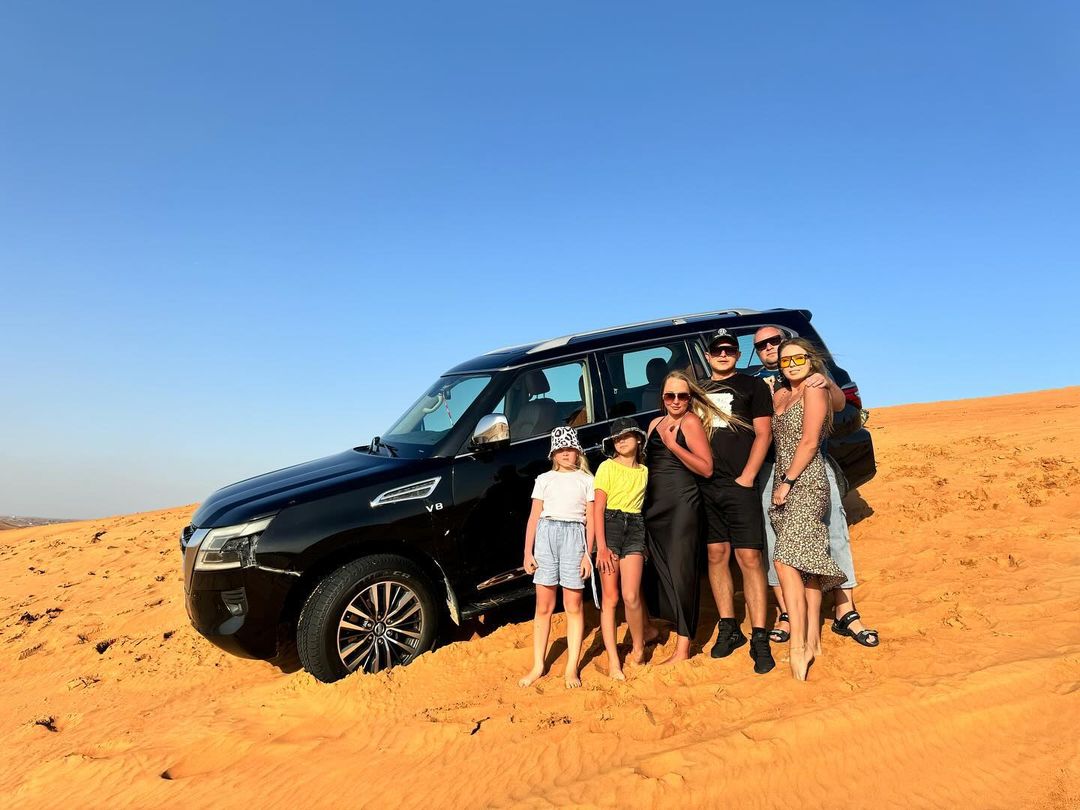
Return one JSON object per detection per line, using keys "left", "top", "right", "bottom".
{"left": 700, "top": 330, "right": 775, "bottom": 674}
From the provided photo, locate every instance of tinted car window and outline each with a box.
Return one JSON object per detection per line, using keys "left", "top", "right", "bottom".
{"left": 602, "top": 341, "right": 692, "bottom": 416}
{"left": 495, "top": 359, "right": 594, "bottom": 441}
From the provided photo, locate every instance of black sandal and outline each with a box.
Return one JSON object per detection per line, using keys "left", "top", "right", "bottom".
{"left": 831, "top": 610, "right": 879, "bottom": 647}
{"left": 768, "top": 612, "right": 790, "bottom": 643}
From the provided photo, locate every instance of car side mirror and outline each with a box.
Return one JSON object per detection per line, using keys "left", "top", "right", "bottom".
{"left": 471, "top": 414, "right": 510, "bottom": 450}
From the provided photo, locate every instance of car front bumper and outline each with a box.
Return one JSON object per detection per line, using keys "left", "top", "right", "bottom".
{"left": 181, "top": 527, "right": 297, "bottom": 660}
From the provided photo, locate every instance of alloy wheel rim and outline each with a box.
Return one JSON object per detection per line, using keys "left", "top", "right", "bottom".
{"left": 337, "top": 580, "right": 424, "bottom": 673}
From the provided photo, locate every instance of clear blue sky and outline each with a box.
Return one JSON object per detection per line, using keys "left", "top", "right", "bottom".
{"left": 2, "top": 3, "right": 1077, "bottom": 518}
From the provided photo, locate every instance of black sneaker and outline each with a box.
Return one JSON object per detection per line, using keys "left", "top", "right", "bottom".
{"left": 709, "top": 622, "right": 747, "bottom": 659}
{"left": 749, "top": 632, "right": 776, "bottom": 674}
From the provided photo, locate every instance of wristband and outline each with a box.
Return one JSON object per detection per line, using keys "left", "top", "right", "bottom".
{"left": 780, "top": 472, "right": 798, "bottom": 486}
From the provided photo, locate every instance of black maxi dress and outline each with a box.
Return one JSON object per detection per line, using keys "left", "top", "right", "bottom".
{"left": 644, "top": 422, "right": 701, "bottom": 639}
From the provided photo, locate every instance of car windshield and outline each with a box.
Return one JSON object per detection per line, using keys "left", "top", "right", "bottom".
{"left": 380, "top": 374, "right": 494, "bottom": 449}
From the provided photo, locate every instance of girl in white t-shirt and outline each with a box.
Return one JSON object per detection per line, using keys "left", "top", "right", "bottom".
{"left": 520, "top": 426, "right": 595, "bottom": 689}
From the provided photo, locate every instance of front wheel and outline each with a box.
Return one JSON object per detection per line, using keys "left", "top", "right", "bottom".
{"left": 297, "top": 554, "right": 439, "bottom": 683}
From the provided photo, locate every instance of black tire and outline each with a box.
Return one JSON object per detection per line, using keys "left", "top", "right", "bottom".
{"left": 296, "top": 554, "right": 439, "bottom": 684}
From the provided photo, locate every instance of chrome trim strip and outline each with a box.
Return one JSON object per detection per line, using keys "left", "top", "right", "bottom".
{"left": 370, "top": 476, "right": 442, "bottom": 508}
{"left": 255, "top": 565, "right": 302, "bottom": 577}
{"left": 484, "top": 340, "right": 541, "bottom": 356}
{"left": 183, "top": 527, "right": 210, "bottom": 548}
{"left": 476, "top": 567, "right": 529, "bottom": 590}
{"left": 429, "top": 555, "right": 461, "bottom": 625}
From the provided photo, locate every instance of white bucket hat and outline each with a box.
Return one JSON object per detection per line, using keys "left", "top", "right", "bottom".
{"left": 548, "top": 425, "right": 584, "bottom": 458}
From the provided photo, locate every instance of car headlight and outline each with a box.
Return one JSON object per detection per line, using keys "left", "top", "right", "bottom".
{"left": 194, "top": 517, "right": 275, "bottom": 572}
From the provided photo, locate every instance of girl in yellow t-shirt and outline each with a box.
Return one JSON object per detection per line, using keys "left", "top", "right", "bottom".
{"left": 594, "top": 418, "right": 650, "bottom": 680}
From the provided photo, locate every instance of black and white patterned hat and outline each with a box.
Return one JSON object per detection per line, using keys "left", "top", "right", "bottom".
{"left": 602, "top": 417, "right": 647, "bottom": 458}
{"left": 548, "top": 425, "right": 584, "bottom": 458}
{"left": 609, "top": 417, "right": 646, "bottom": 442}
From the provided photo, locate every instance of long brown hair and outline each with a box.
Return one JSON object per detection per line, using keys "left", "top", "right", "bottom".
{"left": 776, "top": 338, "right": 833, "bottom": 433}
{"left": 659, "top": 370, "right": 750, "bottom": 439}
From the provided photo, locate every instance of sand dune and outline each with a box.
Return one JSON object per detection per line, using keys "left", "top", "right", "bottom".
{"left": 2, "top": 388, "right": 1078, "bottom": 809}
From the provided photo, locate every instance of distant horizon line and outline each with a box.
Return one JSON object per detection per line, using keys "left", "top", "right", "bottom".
{"left": 4, "top": 385, "right": 1073, "bottom": 523}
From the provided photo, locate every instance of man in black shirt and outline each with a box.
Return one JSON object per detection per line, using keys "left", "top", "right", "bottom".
{"left": 700, "top": 329, "right": 775, "bottom": 674}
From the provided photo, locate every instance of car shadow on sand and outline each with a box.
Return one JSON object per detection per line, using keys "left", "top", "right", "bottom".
{"left": 843, "top": 490, "right": 874, "bottom": 526}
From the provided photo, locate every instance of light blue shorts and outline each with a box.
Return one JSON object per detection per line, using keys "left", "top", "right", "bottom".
{"left": 758, "top": 461, "right": 857, "bottom": 590}
{"left": 533, "top": 518, "right": 588, "bottom": 590}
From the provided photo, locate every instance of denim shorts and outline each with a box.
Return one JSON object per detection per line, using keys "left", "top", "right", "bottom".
{"left": 758, "top": 461, "right": 857, "bottom": 589}
{"left": 533, "top": 518, "right": 588, "bottom": 589}
{"left": 602, "top": 509, "right": 647, "bottom": 557}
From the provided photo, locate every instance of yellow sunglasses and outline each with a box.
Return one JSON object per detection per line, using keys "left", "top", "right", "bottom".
{"left": 779, "top": 354, "right": 809, "bottom": 369}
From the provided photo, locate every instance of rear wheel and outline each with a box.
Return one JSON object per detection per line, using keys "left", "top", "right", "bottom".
{"left": 297, "top": 554, "right": 439, "bottom": 683}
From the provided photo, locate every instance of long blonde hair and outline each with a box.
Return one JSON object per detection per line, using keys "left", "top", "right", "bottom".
{"left": 660, "top": 370, "right": 751, "bottom": 438}
{"left": 551, "top": 448, "right": 592, "bottom": 474}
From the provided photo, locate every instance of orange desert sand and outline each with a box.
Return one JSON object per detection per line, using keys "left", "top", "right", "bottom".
{"left": 2, "top": 389, "right": 1078, "bottom": 809}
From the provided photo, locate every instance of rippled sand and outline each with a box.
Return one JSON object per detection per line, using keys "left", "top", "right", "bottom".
{"left": 2, "top": 388, "right": 1078, "bottom": 809}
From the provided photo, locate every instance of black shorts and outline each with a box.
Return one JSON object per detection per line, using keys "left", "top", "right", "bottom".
{"left": 602, "top": 509, "right": 647, "bottom": 557}
{"left": 701, "top": 481, "right": 765, "bottom": 550}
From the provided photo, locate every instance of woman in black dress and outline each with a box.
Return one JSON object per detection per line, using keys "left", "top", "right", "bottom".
{"left": 645, "top": 370, "right": 720, "bottom": 664}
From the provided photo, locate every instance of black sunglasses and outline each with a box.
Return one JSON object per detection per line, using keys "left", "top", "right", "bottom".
{"left": 753, "top": 335, "right": 783, "bottom": 351}
{"left": 708, "top": 345, "right": 740, "bottom": 356}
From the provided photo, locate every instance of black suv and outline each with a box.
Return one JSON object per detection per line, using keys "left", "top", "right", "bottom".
{"left": 181, "top": 308, "right": 874, "bottom": 683}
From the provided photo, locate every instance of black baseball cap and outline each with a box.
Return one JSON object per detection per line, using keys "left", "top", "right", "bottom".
{"left": 707, "top": 329, "right": 740, "bottom": 351}
{"left": 610, "top": 417, "right": 646, "bottom": 441}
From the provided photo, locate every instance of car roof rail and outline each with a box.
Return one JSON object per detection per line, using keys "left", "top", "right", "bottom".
{"left": 482, "top": 340, "right": 540, "bottom": 356}
{"left": 524, "top": 308, "right": 762, "bottom": 354}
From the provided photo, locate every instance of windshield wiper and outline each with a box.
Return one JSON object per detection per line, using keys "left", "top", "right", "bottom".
{"left": 369, "top": 436, "right": 398, "bottom": 457}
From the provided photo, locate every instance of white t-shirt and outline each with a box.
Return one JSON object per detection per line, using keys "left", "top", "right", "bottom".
{"left": 531, "top": 469, "right": 595, "bottom": 523}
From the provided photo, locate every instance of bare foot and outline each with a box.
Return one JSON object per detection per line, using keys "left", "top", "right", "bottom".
{"left": 607, "top": 656, "right": 626, "bottom": 680}
{"left": 518, "top": 666, "right": 545, "bottom": 687}
{"left": 656, "top": 650, "right": 690, "bottom": 666}
{"left": 565, "top": 670, "right": 582, "bottom": 689}
{"left": 627, "top": 646, "right": 646, "bottom": 665}
{"left": 789, "top": 646, "right": 813, "bottom": 681}
{"left": 807, "top": 635, "right": 822, "bottom": 656}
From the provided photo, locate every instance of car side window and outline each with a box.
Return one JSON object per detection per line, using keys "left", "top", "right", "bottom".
{"left": 495, "top": 359, "right": 594, "bottom": 442}
{"left": 601, "top": 341, "right": 692, "bottom": 417}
